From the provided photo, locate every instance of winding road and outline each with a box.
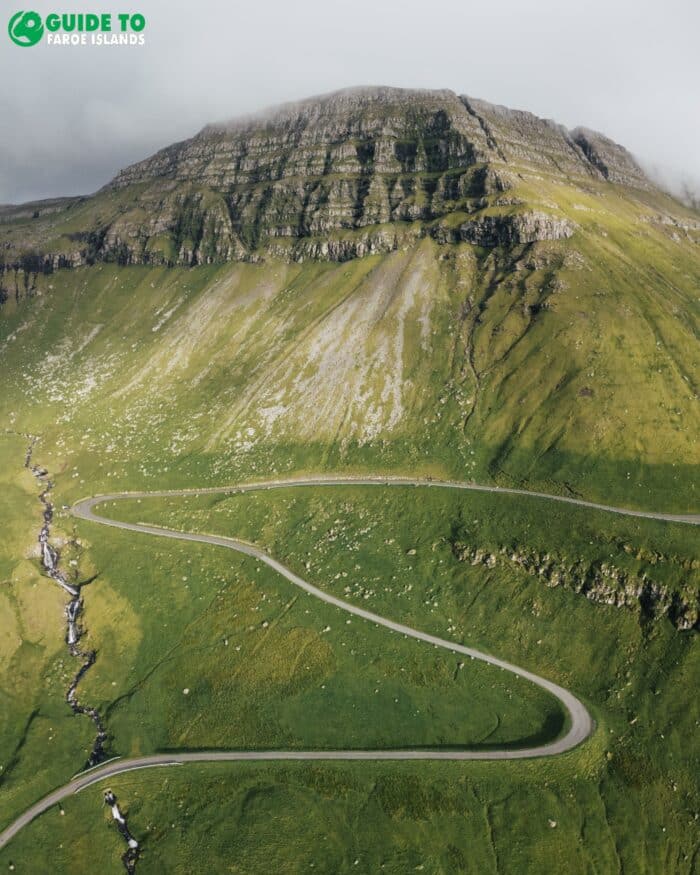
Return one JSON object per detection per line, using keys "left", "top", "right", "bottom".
{"left": 2, "top": 475, "right": 696, "bottom": 851}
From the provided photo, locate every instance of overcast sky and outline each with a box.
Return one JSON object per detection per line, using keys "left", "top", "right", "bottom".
{"left": 1, "top": 0, "right": 698, "bottom": 204}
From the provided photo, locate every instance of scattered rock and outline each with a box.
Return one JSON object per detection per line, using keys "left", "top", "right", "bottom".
{"left": 453, "top": 541, "right": 698, "bottom": 630}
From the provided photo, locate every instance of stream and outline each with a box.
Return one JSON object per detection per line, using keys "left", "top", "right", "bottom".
{"left": 25, "top": 437, "right": 108, "bottom": 766}
{"left": 104, "top": 791, "right": 140, "bottom": 873}
{"left": 23, "top": 437, "right": 142, "bottom": 871}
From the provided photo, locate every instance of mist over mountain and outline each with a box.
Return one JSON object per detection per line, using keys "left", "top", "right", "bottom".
{"left": 0, "top": 79, "right": 698, "bottom": 875}
{"left": 1, "top": 0, "right": 698, "bottom": 204}
{"left": 0, "top": 86, "right": 676, "bottom": 271}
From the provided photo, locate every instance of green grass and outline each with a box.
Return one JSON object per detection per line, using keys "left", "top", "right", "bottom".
{"left": 0, "top": 435, "right": 95, "bottom": 828}
{"left": 0, "top": 209, "right": 697, "bottom": 513}
{"left": 0, "top": 758, "right": 674, "bottom": 875}
{"left": 70, "top": 519, "right": 565, "bottom": 756}
{"left": 103, "top": 487, "right": 698, "bottom": 770}
{"left": 0, "top": 163, "right": 697, "bottom": 871}
{"left": 1, "top": 485, "right": 697, "bottom": 873}
{"left": 108, "top": 484, "right": 698, "bottom": 615}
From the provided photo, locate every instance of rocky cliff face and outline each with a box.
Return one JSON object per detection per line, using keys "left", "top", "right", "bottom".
{"left": 109, "top": 87, "right": 649, "bottom": 193}
{"left": 452, "top": 541, "right": 698, "bottom": 631}
{"left": 0, "top": 86, "right": 654, "bottom": 275}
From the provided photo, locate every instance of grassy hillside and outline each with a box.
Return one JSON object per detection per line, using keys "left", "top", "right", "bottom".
{"left": 0, "top": 485, "right": 696, "bottom": 873}
{"left": 0, "top": 96, "right": 698, "bottom": 872}
{"left": 0, "top": 187, "right": 698, "bottom": 512}
{"left": 0, "top": 435, "right": 95, "bottom": 826}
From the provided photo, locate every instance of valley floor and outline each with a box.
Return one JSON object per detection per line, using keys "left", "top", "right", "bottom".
{"left": 0, "top": 468, "right": 697, "bottom": 873}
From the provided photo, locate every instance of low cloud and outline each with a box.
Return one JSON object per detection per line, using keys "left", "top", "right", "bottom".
{"left": 1, "top": 0, "right": 698, "bottom": 205}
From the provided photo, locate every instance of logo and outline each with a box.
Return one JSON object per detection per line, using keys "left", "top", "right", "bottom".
{"left": 8, "top": 10, "right": 44, "bottom": 46}
{"left": 7, "top": 10, "right": 146, "bottom": 46}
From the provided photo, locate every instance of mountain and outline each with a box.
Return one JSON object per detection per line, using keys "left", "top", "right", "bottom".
{"left": 0, "top": 87, "right": 698, "bottom": 875}
{"left": 0, "top": 86, "right": 698, "bottom": 510}
{"left": 0, "top": 86, "right": 656, "bottom": 270}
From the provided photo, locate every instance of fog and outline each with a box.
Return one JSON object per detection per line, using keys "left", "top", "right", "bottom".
{"left": 1, "top": 0, "right": 698, "bottom": 204}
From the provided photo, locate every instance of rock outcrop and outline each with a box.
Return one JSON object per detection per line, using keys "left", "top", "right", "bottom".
{"left": 109, "top": 87, "right": 649, "bottom": 194}
{"left": 0, "top": 86, "right": 652, "bottom": 274}
{"left": 452, "top": 541, "right": 698, "bottom": 631}
{"left": 455, "top": 211, "right": 574, "bottom": 246}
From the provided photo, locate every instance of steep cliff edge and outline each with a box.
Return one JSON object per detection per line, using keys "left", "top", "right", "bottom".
{"left": 0, "top": 85, "right": 673, "bottom": 280}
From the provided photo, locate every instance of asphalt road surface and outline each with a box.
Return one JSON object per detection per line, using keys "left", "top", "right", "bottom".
{"left": 5, "top": 474, "right": 695, "bottom": 851}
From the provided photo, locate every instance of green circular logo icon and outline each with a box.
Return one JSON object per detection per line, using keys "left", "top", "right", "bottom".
{"left": 8, "top": 10, "right": 44, "bottom": 47}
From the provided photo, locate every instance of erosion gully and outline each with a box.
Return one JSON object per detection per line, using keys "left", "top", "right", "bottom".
{"left": 24, "top": 436, "right": 140, "bottom": 873}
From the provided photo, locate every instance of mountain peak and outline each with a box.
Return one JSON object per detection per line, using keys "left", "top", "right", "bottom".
{"left": 108, "top": 85, "right": 649, "bottom": 194}
{"left": 0, "top": 86, "right": 668, "bottom": 272}
{"left": 210, "top": 85, "right": 462, "bottom": 129}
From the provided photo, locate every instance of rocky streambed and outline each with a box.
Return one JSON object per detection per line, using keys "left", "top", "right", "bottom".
{"left": 22, "top": 437, "right": 140, "bottom": 871}
{"left": 25, "top": 437, "right": 107, "bottom": 763}
{"left": 104, "top": 790, "right": 140, "bottom": 873}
